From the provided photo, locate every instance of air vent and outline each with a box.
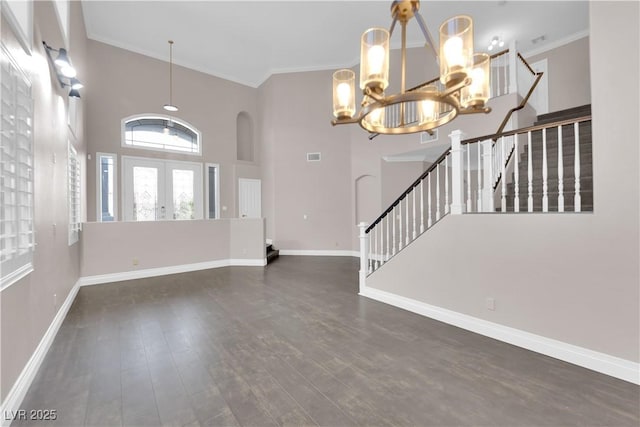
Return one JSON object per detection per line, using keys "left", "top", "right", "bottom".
{"left": 420, "top": 129, "right": 439, "bottom": 144}
{"left": 307, "top": 152, "right": 321, "bottom": 162}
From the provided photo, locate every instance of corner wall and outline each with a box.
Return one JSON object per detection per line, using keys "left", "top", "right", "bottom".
{"left": 0, "top": 0, "right": 87, "bottom": 403}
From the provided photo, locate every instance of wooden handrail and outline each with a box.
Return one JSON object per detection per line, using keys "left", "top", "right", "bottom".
{"left": 461, "top": 114, "right": 592, "bottom": 146}
{"left": 517, "top": 52, "right": 536, "bottom": 75}
{"left": 366, "top": 147, "right": 451, "bottom": 233}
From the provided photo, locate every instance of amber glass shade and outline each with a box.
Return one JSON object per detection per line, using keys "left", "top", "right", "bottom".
{"left": 360, "top": 28, "right": 390, "bottom": 92}
{"left": 439, "top": 16, "right": 473, "bottom": 86}
{"left": 333, "top": 69, "right": 356, "bottom": 119}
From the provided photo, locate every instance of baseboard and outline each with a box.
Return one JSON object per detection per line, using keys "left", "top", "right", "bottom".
{"left": 229, "top": 258, "right": 267, "bottom": 267}
{"left": 78, "top": 258, "right": 266, "bottom": 286}
{"left": 279, "top": 249, "right": 359, "bottom": 257}
{"left": 0, "top": 280, "right": 81, "bottom": 427}
{"left": 360, "top": 286, "right": 639, "bottom": 385}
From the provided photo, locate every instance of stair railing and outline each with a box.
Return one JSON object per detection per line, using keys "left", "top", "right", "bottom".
{"left": 459, "top": 115, "right": 592, "bottom": 213}
{"left": 358, "top": 116, "right": 592, "bottom": 292}
{"left": 361, "top": 147, "right": 453, "bottom": 277}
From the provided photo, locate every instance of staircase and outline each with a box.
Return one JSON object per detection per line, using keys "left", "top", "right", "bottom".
{"left": 266, "top": 243, "right": 279, "bottom": 264}
{"left": 500, "top": 105, "right": 593, "bottom": 212}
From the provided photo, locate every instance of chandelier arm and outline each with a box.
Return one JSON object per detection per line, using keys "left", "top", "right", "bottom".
{"left": 364, "top": 88, "right": 385, "bottom": 103}
{"left": 440, "top": 77, "right": 472, "bottom": 98}
{"left": 388, "top": 17, "right": 398, "bottom": 36}
{"left": 414, "top": 11, "right": 438, "bottom": 63}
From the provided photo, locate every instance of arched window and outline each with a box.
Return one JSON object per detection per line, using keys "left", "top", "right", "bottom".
{"left": 122, "top": 115, "right": 201, "bottom": 155}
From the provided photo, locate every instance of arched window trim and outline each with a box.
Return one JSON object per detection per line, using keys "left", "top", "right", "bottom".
{"left": 121, "top": 114, "right": 202, "bottom": 156}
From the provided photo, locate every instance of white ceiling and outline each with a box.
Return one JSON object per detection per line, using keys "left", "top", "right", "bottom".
{"left": 81, "top": 1, "right": 589, "bottom": 88}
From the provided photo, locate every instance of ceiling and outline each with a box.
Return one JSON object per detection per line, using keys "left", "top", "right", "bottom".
{"left": 81, "top": 1, "right": 589, "bottom": 88}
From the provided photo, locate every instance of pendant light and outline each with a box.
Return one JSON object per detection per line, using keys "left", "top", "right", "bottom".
{"left": 163, "top": 40, "right": 178, "bottom": 112}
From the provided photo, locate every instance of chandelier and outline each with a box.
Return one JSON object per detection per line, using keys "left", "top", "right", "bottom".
{"left": 331, "top": 0, "right": 491, "bottom": 135}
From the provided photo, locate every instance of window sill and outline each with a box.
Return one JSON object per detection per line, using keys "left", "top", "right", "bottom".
{"left": 1, "top": 262, "right": 34, "bottom": 291}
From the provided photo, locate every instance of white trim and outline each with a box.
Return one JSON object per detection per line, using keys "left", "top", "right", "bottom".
{"left": 96, "top": 152, "right": 118, "bottom": 222}
{"left": 279, "top": 249, "right": 359, "bottom": 257}
{"left": 1, "top": 0, "right": 33, "bottom": 55}
{"left": 522, "top": 30, "right": 589, "bottom": 59}
{"left": 121, "top": 114, "right": 202, "bottom": 156}
{"left": 78, "top": 258, "right": 266, "bottom": 286}
{"left": 0, "top": 279, "right": 80, "bottom": 427}
{"left": 266, "top": 238, "right": 273, "bottom": 245}
{"left": 0, "top": 263, "right": 33, "bottom": 291}
{"left": 52, "top": 0, "right": 70, "bottom": 49}
{"left": 204, "top": 163, "right": 220, "bottom": 220}
{"left": 360, "top": 287, "right": 640, "bottom": 385}
{"left": 228, "top": 258, "right": 267, "bottom": 267}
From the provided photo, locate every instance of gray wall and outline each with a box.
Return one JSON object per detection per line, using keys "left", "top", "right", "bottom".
{"left": 84, "top": 40, "right": 260, "bottom": 221}
{"left": 367, "top": 2, "right": 639, "bottom": 363}
{"left": 81, "top": 219, "right": 265, "bottom": 277}
{"left": 258, "top": 70, "right": 353, "bottom": 250}
{"left": 0, "top": 1, "right": 87, "bottom": 401}
{"left": 527, "top": 36, "right": 591, "bottom": 113}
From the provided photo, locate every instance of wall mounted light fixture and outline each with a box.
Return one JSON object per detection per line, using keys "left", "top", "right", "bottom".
{"left": 43, "top": 41, "right": 83, "bottom": 98}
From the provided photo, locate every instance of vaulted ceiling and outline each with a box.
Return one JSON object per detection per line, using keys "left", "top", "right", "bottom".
{"left": 81, "top": 1, "right": 589, "bottom": 88}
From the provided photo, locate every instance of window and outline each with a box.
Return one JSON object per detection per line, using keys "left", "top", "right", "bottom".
{"left": 1, "top": 44, "right": 34, "bottom": 289}
{"left": 205, "top": 163, "right": 220, "bottom": 219}
{"left": 122, "top": 115, "right": 201, "bottom": 155}
{"left": 96, "top": 152, "right": 116, "bottom": 221}
{"left": 122, "top": 156, "right": 203, "bottom": 221}
{"left": 68, "top": 141, "right": 81, "bottom": 245}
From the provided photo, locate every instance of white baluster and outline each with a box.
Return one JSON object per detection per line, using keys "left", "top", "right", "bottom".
{"left": 501, "top": 137, "right": 507, "bottom": 212}
{"left": 436, "top": 164, "right": 441, "bottom": 221}
{"left": 379, "top": 222, "right": 383, "bottom": 267}
{"left": 557, "top": 125, "right": 564, "bottom": 212}
{"left": 444, "top": 156, "right": 450, "bottom": 214}
{"left": 392, "top": 206, "right": 397, "bottom": 255}
{"left": 514, "top": 134, "right": 520, "bottom": 212}
{"left": 368, "top": 228, "right": 373, "bottom": 273}
{"left": 466, "top": 144, "right": 472, "bottom": 212}
{"left": 527, "top": 131, "right": 533, "bottom": 212}
{"left": 386, "top": 214, "right": 390, "bottom": 261}
{"left": 373, "top": 226, "right": 378, "bottom": 271}
{"left": 420, "top": 180, "right": 425, "bottom": 233}
{"left": 405, "top": 197, "right": 409, "bottom": 245}
{"left": 412, "top": 188, "right": 417, "bottom": 239}
{"left": 398, "top": 201, "right": 403, "bottom": 250}
{"left": 481, "top": 140, "right": 494, "bottom": 212}
{"left": 358, "top": 223, "right": 369, "bottom": 293}
{"left": 427, "top": 174, "right": 433, "bottom": 228}
{"left": 574, "top": 122, "right": 581, "bottom": 212}
{"left": 477, "top": 142, "right": 482, "bottom": 212}
{"left": 542, "top": 128, "right": 549, "bottom": 212}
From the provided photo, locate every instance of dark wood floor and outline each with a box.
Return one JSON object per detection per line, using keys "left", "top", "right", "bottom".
{"left": 14, "top": 256, "right": 639, "bottom": 426}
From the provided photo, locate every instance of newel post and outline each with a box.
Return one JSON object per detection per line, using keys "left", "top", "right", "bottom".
{"left": 358, "top": 222, "right": 369, "bottom": 295}
{"left": 449, "top": 130, "right": 465, "bottom": 215}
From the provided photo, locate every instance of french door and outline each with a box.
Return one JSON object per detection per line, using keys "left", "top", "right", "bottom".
{"left": 122, "top": 156, "right": 203, "bottom": 221}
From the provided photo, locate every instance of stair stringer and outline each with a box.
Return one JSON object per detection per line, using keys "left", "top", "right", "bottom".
{"left": 362, "top": 213, "right": 639, "bottom": 384}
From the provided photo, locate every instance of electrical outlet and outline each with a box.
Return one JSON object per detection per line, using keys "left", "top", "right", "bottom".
{"left": 132, "top": 258, "right": 139, "bottom": 266}
{"left": 486, "top": 297, "right": 496, "bottom": 311}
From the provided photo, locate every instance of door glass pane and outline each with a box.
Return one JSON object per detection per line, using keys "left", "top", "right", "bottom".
{"left": 208, "top": 166, "right": 217, "bottom": 219}
{"left": 99, "top": 155, "right": 115, "bottom": 221}
{"left": 172, "top": 169, "right": 194, "bottom": 220}
{"left": 133, "top": 166, "right": 158, "bottom": 221}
